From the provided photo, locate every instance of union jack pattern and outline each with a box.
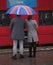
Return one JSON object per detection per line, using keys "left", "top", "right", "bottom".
{"left": 6, "top": 5, "right": 36, "bottom": 15}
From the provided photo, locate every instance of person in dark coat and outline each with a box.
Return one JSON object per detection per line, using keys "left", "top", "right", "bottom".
{"left": 26, "top": 15, "right": 38, "bottom": 57}
{"left": 10, "top": 15, "right": 27, "bottom": 59}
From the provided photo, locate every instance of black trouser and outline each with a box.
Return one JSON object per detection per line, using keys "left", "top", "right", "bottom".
{"left": 29, "top": 42, "right": 36, "bottom": 57}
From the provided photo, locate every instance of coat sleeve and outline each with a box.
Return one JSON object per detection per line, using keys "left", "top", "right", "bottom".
{"left": 24, "top": 20, "right": 28, "bottom": 28}
{"left": 34, "top": 20, "right": 38, "bottom": 30}
{"left": 10, "top": 19, "right": 14, "bottom": 31}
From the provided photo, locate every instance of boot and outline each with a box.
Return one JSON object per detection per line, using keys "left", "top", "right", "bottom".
{"left": 28, "top": 43, "right": 32, "bottom": 57}
{"left": 33, "top": 47, "right": 36, "bottom": 57}
{"left": 28, "top": 48, "right": 32, "bottom": 57}
{"left": 33, "top": 42, "right": 36, "bottom": 57}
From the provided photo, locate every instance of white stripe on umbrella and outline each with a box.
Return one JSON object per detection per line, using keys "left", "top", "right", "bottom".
{"left": 22, "top": 6, "right": 29, "bottom": 15}
{"left": 25, "top": 6, "right": 32, "bottom": 15}
{"left": 22, "top": 6, "right": 32, "bottom": 15}
{"left": 17, "top": 6, "right": 21, "bottom": 15}
{"left": 10, "top": 6, "right": 19, "bottom": 14}
{"left": 6, "top": 5, "right": 36, "bottom": 15}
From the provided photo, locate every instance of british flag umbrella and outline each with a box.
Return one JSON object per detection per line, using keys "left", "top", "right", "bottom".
{"left": 6, "top": 5, "right": 36, "bottom": 15}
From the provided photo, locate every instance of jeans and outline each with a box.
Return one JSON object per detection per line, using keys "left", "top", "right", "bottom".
{"left": 13, "top": 40, "right": 24, "bottom": 56}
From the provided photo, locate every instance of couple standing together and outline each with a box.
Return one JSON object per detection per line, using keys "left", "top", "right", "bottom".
{"left": 10, "top": 15, "right": 38, "bottom": 60}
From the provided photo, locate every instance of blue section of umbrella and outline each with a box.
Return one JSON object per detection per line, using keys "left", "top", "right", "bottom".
{"left": 6, "top": 5, "right": 37, "bottom": 15}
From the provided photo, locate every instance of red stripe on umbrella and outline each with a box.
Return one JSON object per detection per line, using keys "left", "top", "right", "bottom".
{"left": 10, "top": 6, "right": 19, "bottom": 14}
{"left": 24, "top": 6, "right": 32, "bottom": 15}
{"left": 6, "top": 5, "right": 36, "bottom": 15}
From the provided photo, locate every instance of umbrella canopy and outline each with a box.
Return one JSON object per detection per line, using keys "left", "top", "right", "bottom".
{"left": 6, "top": 5, "right": 36, "bottom": 15}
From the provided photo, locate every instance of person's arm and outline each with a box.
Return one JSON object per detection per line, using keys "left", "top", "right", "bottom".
{"left": 34, "top": 20, "right": 38, "bottom": 30}
{"left": 10, "top": 19, "right": 14, "bottom": 31}
{"left": 24, "top": 20, "right": 28, "bottom": 28}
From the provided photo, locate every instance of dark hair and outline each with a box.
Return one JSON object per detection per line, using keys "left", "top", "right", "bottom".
{"left": 28, "top": 15, "right": 32, "bottom": 20}
{"left": 17, "top": 15, "right": 21, "bottom": 17}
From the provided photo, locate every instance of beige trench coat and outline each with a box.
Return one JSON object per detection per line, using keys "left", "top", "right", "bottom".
{"left": 26, "top": 20, "right": 38, "bottom": 42}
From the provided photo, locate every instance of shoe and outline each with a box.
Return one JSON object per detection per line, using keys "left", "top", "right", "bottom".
{"left": 19, "top": 54, "right": 24, "bottom": 58}
{"left": 12, "top": 55, "right": 17, "bottom": 60}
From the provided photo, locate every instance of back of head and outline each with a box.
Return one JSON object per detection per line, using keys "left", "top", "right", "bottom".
{"left": 16, "top": 15, "right": 21, "bottom": 17}
{"left": 28, "top": 15, "right": 32, "bottom": 20}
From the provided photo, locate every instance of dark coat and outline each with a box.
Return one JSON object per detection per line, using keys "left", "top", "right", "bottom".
{"left": 10, "top": 16, "right": 27, "bottom": 40}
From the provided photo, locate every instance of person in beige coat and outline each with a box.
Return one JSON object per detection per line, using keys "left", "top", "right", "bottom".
{"left": 26, "top": 15, "right": 38, "bottom": 57}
